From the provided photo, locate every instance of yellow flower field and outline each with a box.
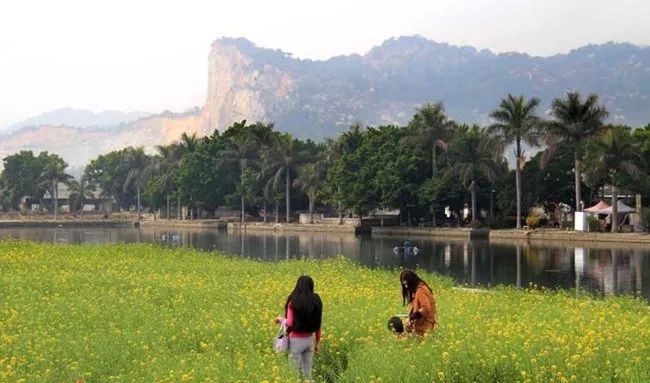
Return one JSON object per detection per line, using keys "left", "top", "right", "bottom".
{"left": 0, "top": 240, "right": 648, "bottom": 382}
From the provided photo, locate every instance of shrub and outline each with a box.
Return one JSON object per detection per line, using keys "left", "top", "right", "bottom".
{"left": 587, "top": 215, "right": 600, "bottom": 232}
{"left": 525, "top": 215, "right": 540, "bottom": 228}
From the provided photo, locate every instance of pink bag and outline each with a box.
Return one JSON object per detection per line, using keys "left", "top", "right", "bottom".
{"left": 274, "top": 321, "right": 289, "bottom": 353}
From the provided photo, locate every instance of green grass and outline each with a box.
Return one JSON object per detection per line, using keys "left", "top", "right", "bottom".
{"left": 0, "top": 241, "right": 648, "bottom": 382}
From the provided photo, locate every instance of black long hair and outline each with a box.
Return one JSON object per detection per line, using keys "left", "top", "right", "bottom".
{"left": 284, "top": 275, "right": 322, "bottom": 332}
{"left": 400, "top": 269, "right": 432, "bottom": 306}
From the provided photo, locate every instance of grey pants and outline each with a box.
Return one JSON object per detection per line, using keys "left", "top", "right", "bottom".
{"left": 289, "top": 335, "right": 314, "bottom": 378}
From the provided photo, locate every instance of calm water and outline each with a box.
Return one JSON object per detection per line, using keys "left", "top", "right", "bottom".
{"left": 1, "top": 225, "right": 648, "bottom": 301}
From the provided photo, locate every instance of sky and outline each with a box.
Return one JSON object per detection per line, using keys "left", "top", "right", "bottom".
{"left": 1, "top": 0, "right": 649, "bottom": 130}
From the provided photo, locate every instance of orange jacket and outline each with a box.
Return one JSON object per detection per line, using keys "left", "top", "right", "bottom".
{"left": 410, "top": 283, "right": 437, "bottom": 335}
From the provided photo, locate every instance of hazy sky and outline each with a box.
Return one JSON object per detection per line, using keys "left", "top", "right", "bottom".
{"left": 1, "top": 0, "right": 649, "bottom": 130}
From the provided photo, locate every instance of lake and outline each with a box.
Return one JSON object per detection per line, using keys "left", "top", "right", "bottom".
{"left": 1, "top": 225, "right": 648, "bottom": 301}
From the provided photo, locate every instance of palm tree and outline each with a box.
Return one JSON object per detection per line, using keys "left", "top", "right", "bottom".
{"left": 589, "top": 127, "right": 645, "bottom": 232}
{"left": 407, "top": 102, "right": 452, "bottom": 178}
{"left": 224, "top": 122, "right": 260, "bottom": 222}
{"left": 178, "top": 133, "right": 200, "bottom": 219}
{"left": 294, "top": 163, "right": 324, "bottom": 224}
{"left": 39, "top": 154, "right": 74, "bottom": 221}
{"left": 546, "top": 92, "right": 609, "bottom": 211}
{"left": 68, "top": 175, "right": 96, "bottom": 215}
{"left": 445, "top": 125, "right": 505, "bottom": 221}
{"left": 122, "top": 147, "right": 152, "bottom": 221}
{"left": 489, "top": 95, "right": 541, "bottom": 229}
{"left": 155, "top": 143, "right": 182, "bottom": 219}
{"left": 325, "top": 123, "right": 365, "bottom": 224}
{"left": 268, "top": 133, "right": 304, "bottom": 223}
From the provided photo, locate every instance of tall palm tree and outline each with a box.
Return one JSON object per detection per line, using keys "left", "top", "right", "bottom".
{"left": 294, "top": 163, "right": 324, "bottom": 224}
{"left": 589, "top": 127, "right": 645, "bottom": 232}
{"left": 489, "top": 95, "right": 541, "bottom": 229}
{"left": 39, "top": 154, "right": 73, "bottom": 221}
{"left": 546, "top": 92, "right": 609, "bottom": 211}
{"left": 155, "top": 143, "right": 182, "bottom": 219}
{"left": 445, "top": 125, "right": 505, "bottom": 220}
{"left": 325, "top": 123, "right": 365, "bottom": 224}
{"left": 122, "top": 147, "right": 152, "bottom": 221}
{"left": 178, "top": 133, "right": 200, "bottom": 219}
{"left": 268, "top": 133, "right": 304, "bottom": 223}
{"left": 407, "top": 102, "right": 452, "bottom": 178}
{"left": 325, "top": 138, "right": 345, "bottom": 224}
{"left": 224, "top": 122, "right": 260, "bottom": 222}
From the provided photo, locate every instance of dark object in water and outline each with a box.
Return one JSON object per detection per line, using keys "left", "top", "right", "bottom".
{"left": 387, "top": 316, "right": 404, "bottom": 334}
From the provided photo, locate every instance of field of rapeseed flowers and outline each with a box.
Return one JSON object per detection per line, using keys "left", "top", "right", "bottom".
{"left": 1, "top": 240, "right": 648, "bottom": 383}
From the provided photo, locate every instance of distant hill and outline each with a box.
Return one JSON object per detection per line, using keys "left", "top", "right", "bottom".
{"left": 8, "top": 108, "right": 151, "bottom": 132}
{"left": 3, "top": 35, "right": 650, "bottom": 168}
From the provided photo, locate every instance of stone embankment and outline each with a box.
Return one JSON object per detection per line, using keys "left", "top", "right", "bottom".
{"left": 228, "top": 222, "right": 359, "bottom": 234}
{"left": 372, "top": 226, "right": 650, "bottom": 245}
{"left": 489, "top": 229, "right": 650, "bottom": 245}
{"left": 139, "top": 219, "right": 227, "bottom": 229}
{"left": 372, "top": 226, "right": 489, "bottom": 240}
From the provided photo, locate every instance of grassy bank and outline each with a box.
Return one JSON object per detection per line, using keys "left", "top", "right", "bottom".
{"left": 0, "top": 241, "right": 648, "bottom": 382}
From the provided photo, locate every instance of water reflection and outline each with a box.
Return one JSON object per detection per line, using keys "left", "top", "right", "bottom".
{"left": 0, "top": 226, "right": 648, "bottom": 301}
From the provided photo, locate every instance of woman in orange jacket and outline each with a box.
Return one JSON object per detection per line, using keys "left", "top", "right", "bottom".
{"left": 400, "top": 269, "right": 437, "bottom": 335}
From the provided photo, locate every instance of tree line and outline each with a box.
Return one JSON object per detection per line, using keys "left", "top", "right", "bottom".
{"left": 2, "top": 92, "right": 650, "bottom": 231}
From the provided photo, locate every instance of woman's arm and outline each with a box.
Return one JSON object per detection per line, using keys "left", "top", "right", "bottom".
{"left": 285, "top": 304, "right": 294, "bottom": 331}
{"left": 413, "top": 287, "right": 432, "bottom": 318}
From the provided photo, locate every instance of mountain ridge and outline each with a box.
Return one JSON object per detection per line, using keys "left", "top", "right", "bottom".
{"left": 3, "top": 35, "right": 650, "bottom": 168}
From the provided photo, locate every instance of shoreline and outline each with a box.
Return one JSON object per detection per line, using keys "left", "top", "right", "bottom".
{"left": 489, "top": 228, "right": 650, "bottom": 244}
{"left": 2, "top": 217, "right": 650, "bottom": 245}
{"left": 0, "top": 219, "right": 130, "bottom": 228}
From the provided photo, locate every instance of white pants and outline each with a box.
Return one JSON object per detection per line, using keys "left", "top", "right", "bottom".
{"left": 289, "top": 335, "right": 314, "bottom": 378}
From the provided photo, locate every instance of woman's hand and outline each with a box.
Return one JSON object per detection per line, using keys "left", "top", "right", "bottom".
{"left": 314, "top": 340, "right": 321, "bottom": 353}
{"left": 274, "top": 316, "right": 284, "bottom": 324}
{"left": 408, "top": 311, "right": 423, "bottom": 321}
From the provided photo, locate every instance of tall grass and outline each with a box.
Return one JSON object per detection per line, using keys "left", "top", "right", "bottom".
{"left": 0, "top": 241, "right": 648, "bottom": 382}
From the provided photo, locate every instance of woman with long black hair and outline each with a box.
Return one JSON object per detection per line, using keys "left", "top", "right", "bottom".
{"left": 276, "top": 275, "right": 323, "bottom": 378}
{"left": 400, "top": 269, "right": 437, "bottom": 335}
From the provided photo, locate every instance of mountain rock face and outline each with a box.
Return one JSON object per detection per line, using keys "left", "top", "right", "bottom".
{"left": 0, "top": 113, "right": 203, "bottom": 171}
{"left": 3, "top": 35, "right": 650, "bottom": 168}
{"left": 202, "top": 36, "right": 650, "bottom": 138}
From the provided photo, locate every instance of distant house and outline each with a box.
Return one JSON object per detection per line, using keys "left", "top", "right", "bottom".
{"left": 23, "top": 182, "right": 103, "bottom": 212}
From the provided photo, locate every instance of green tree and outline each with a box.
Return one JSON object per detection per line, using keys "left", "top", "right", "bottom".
{"left": 586, "top": 126, "right": 646, "bottom": 232}
{"left": 121, "top": 147, "right": 152, "bottom": 220}
{"left": 221, "top": 121, "right": 270, "bottom": 222}
{"left": 39, "top": 153, "right": 74, "bottom": 220}
{"left": 325, "top": 123, "right": 365, "bottom": 223}
{"left": 405, "top": 103, "right": 452, "bottom": 226}
{"left": 267, "top": 133, "right": 305, "bottom": 223}
{"left": 0, "top": 151, "right": 48, "bottom": 210}
{"left": 489, "top": 95, "right": 542, "bottom": 228}
{"left": 407, "top": 102, "right": 451, "bottom": 178}
{"left": 294, "top": 163, "right": 324, "bottom": 224}
{"left": 85, "top": 149, "right": 133, "bottom": 215}
{"left": 68, "top": 175, "right": 96, "bottom": 214}
{"left": 444, "top": 125, "right": 505, "bottom": 221}
{"left": 546, "top": 92, "right": 609, "bottom": 211}
{"left": 153, "top": 143, "right": 182, "bottom": 219}
{"left": 178, "top": 133, "right": 200, "bottom": 219}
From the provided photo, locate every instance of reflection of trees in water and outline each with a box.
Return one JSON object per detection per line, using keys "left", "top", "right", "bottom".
{"left": 1, "top": 226, "right": 648, "bottom": 300}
